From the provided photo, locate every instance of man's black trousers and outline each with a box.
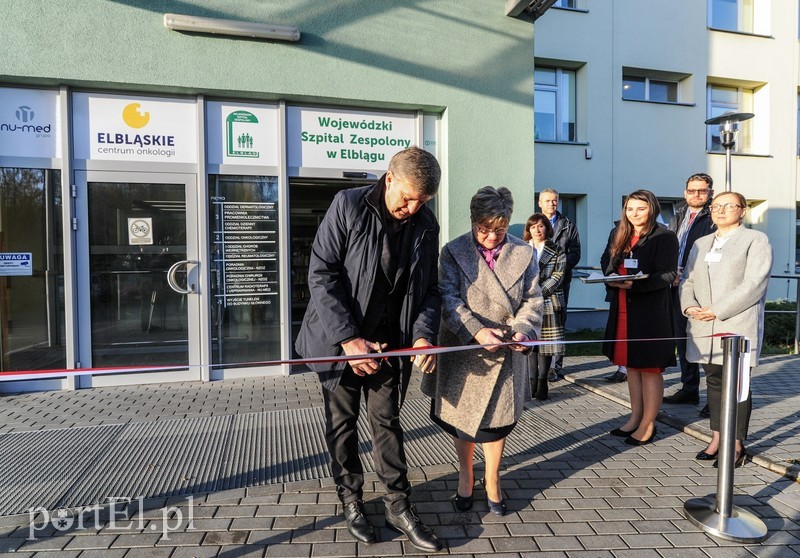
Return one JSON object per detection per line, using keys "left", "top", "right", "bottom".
{"left": 322, "top": 360, "right": 410, "bottom": 512}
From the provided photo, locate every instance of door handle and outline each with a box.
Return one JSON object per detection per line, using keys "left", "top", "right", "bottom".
{"left": 167, "top": 260, "right": 199, "bottom": 294}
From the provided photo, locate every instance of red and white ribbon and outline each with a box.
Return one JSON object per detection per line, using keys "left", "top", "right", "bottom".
{"left": 0, "top": 333, "right": 740, "bottom": 383}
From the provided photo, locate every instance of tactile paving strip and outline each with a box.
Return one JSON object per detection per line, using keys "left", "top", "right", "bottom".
{"left": 0, "top": 399, "right": 580, "bottom": 515}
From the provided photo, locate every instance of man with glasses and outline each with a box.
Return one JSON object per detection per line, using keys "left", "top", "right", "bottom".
{"left": 664, "top": 173, "right": 716, "bottom": 410}
{"left": 538, "top": 189, "right": 581, "bottom": 382}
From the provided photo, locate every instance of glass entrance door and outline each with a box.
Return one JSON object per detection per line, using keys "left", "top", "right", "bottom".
{"left": 0, "top": 168, "right": 65, "bottom": 374}
{"left": 75, "top": 171, "right": 202, "bottom": 385}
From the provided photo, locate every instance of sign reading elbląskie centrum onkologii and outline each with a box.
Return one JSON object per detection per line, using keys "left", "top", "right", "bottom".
{"left": 71, "top": 92, "right": 198, "bottom": 164}
{"left": 287, "top": 106, "right": 416, "bottom": 172}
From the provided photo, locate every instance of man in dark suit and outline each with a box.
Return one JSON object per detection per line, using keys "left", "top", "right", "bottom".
{"left": 664, "top": 173, "right": 716, "bottom": 409}
{"left": 538, "top": 188, "right": 581, "bottom": 381}
{"left": 295, "top": 147, "right": 442, "bottom": 551}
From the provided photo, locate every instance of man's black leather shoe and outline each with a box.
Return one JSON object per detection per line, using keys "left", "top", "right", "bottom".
{"left": 344, "top": 501, "right": 376, "bottom": 544}
{"left": 663, "top": 390, "right": 699, "bottom": 405}
{"left": 604, "top": 370, "right": 627, "bottom": 383}
{"left": 547, "top": 369, "right": 563, "bottom": 382}
{"left": 385, "top": 505, "right": 442, "bottom": 552}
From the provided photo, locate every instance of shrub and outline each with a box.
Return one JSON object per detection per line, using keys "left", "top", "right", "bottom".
{"left": 763, "top": 300, "right": 796, "bottom": 354}
{"left": 562, "top": 301, "right": 799, "bottom": 357}
{"left": 565, "top": 328, "right": 604, "bottom": 356}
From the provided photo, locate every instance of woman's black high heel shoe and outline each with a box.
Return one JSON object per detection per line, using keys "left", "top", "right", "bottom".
{"left": 487, "top": 497, "right": 506, "bottom": 516}
{"left": 713, "top": 447, "right": 748, "bottom": 469}
{"left": 695, "top": 448, "right": 718, "bottom": 461}
{"left": 454, "top": 492, "right": 474, "bottom": 512}
{"left": 624, "top": 427, "right": 657, "bottom": 446}
{"left": 610, "top": 427, "right": 636, "bottom": 437}
{"left": 481, "top": 479, "right": 506, "bottom": 516}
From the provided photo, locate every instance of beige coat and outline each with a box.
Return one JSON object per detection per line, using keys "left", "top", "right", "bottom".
{"left": 421, "top": 233, "right": 542, "bottom": 437}
{"left": 679, "top": 226, "right": 772, "bottom": 366}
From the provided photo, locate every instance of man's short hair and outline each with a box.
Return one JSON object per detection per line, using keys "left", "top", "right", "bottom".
{"left": 539, "top": 188, "right": 559, "bottom": 199}
{"left": 685, "top": 173, "right": 713, "bottom": 189}
{"left": 388, "top": 146, "right": 441, "bottom": 197}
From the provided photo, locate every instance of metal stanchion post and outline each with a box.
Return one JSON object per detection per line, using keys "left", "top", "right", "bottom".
{"left": 684, "top": 335, "right": 767, "bottom": 542}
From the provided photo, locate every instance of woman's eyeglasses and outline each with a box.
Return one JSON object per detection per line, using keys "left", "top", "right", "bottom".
{"left": 710, "top": 203, "right": 743, "bottom": 213}
{"left": 474, "top": 225, "right": 508, "bottom": 236}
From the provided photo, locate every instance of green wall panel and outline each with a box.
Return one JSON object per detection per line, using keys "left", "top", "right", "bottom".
{"left": 2, "top": 0, "right": 535, "bottom": 236}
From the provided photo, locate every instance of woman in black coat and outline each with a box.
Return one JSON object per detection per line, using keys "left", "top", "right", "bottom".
{"left": 601, "top": 190, "right": 678, "bottom": 446}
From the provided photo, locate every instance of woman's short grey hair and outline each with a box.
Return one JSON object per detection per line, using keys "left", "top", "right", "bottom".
{"left": 470, "top": 186, "right": 514, "bottom": 225}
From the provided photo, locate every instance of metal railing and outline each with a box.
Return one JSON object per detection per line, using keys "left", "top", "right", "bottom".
{"left": 767, "top": 274, "right": 800, "bottom": 355}
{"left": 570, "top": 267, "right": 800, "bottom": 355}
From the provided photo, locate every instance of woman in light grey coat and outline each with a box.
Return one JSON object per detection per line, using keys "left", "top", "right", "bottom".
{"left": 679, "top": 191, "right": 772, "bottom": 467}
{"left": 422, "top": 186, "right": 542, "bottom": 516}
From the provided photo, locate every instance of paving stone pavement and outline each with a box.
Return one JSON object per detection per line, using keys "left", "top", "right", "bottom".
{"left": 0, "top": 356, "right": 798, "bottom": 557}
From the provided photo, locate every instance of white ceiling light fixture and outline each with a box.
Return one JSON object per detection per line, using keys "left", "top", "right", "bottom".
{"left": 163, "top": 13, "right": 300, "bottom": 42}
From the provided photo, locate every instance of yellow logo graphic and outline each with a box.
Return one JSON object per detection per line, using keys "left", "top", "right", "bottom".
{"left": 122, "top": 103, "right": 150, "bottom": 129}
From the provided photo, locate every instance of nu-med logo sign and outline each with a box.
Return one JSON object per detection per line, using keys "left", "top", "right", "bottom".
{"left": 0, "top": 87, "right": 60, "bottom": 158}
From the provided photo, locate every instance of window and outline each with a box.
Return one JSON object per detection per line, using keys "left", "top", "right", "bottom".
{"left": 657, "top": 199, "right": 678, "bottom": 226}
{"left": 706, "top": 85, "right": 753, "bottom": 152}
{"left": 709, "top": 0, "right": 754, "bottom": 33}
{"left": 623, "top": 75, "right": 678, "bottom": 103}
{"left": 554, "top": 0, "right": 577, "bottom": 7}
{"left": 796, "top": 203, "right": 800, "bottom": 272}
{"left": 535, "top": 67, "right": 576, "bottom": 142}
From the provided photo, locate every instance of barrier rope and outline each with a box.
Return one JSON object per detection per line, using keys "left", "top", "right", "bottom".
{"left": 0, "top": 333, "right": 737, "bottom": 383}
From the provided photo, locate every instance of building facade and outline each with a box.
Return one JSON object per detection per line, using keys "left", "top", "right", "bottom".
{"left": 0, "top": 1, "right": 536, "bottom": 391}
{"left": 534, "top": 0, "right": 798, "bottom": 319}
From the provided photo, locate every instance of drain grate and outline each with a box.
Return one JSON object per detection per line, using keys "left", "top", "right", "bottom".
{"left": 0, "top": 399, "right": 581, "bottom": 515}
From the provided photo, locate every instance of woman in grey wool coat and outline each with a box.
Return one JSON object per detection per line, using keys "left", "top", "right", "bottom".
{"left": 421, "top": 186, "right": 542, "bottom": 517}
{"left": 680, "top": 191, "right": 772, "bottom": 468}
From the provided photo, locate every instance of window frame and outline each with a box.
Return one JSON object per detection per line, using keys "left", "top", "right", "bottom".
{"left": 706, "top": 84, "right": 754, "bottom": 153}
{"left": 534, "top": 66, "right": 577, "bottom": 143}
{"left": 707, "top": 0, "right": 767, "bottom": 35}
{"left": 623, "top": 75, "right": 680, "bottom": 103}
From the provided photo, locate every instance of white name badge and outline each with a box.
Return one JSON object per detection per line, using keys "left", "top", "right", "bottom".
{"left": 704, "top": 252, "right": 722, "bottom": 263}
{"left": 624, "top": 258, "right": 638, "bottom": 268}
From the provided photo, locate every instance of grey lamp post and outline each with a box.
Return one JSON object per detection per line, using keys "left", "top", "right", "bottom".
{"left": 704, "top": 112, "right": 754, "bottom": 192}
{"left": 683, "top": 112, "right": 768, "bottom": 543}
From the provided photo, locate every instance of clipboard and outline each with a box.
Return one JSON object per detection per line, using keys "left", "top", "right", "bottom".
{"left": 580, "top": 272, "right": 649, "bottom": 284}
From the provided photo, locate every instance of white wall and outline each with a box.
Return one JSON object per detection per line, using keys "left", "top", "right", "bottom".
{"left": 535, "top": 0, "right": 800, "bottom": 315}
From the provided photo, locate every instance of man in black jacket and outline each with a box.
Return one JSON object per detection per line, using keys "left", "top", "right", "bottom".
{"left": 295, "top": 147, "right": 442, "bottom": 551}
{"left": 664, "top": 173, "right": 716, "bottom": 406}
{"left": 538, "top": 188, "right": 581, "bottom": 381}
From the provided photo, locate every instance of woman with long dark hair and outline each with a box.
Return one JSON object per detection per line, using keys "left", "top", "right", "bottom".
{"left": 601, "top": 190, "right": 678, "bottom": 445}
